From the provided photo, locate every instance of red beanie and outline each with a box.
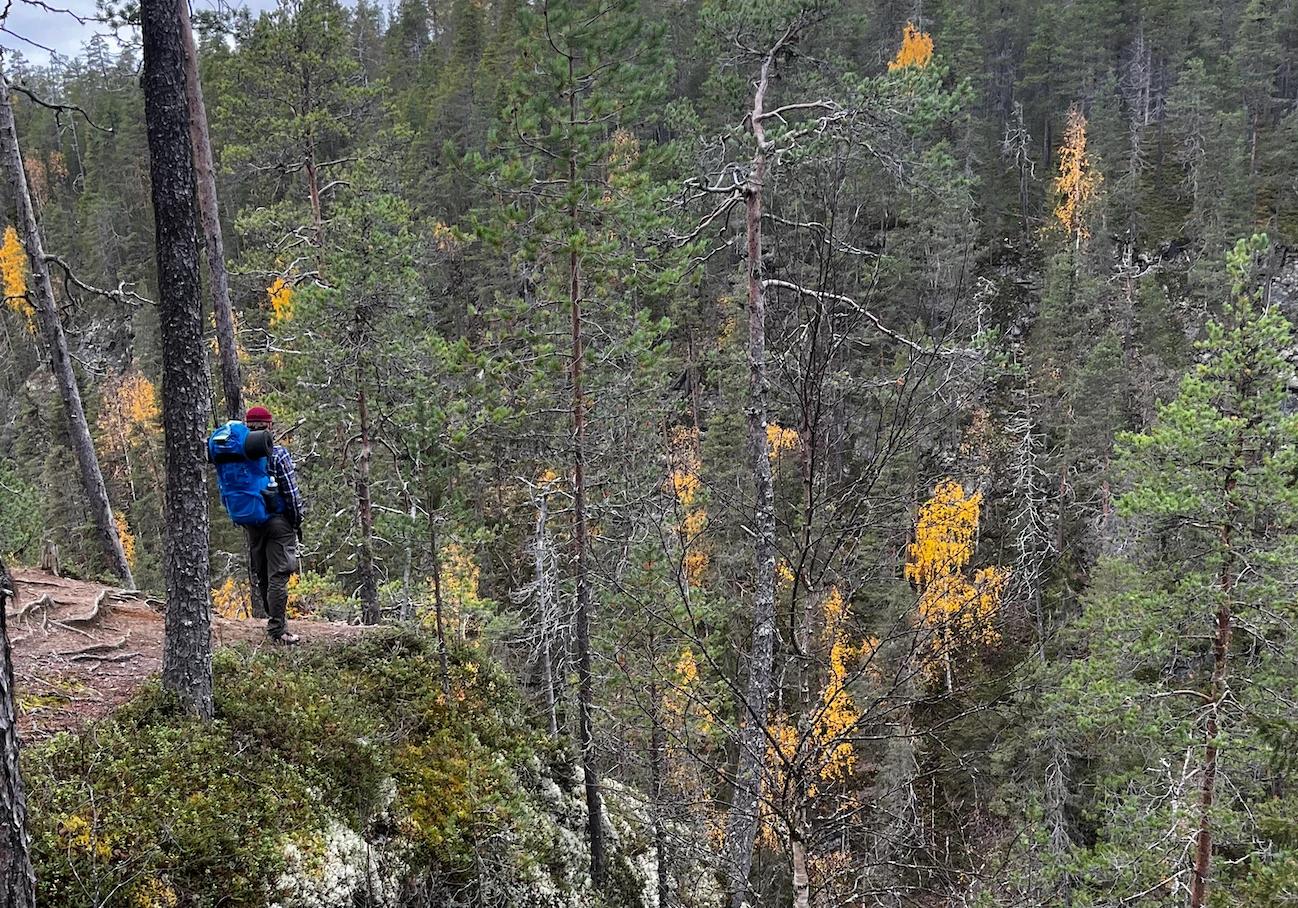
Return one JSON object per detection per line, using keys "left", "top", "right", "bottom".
{"left": 245, "top": 406, "right": 273, "bottom": 423}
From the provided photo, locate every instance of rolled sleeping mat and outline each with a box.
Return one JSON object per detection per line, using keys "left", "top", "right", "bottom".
{"left": 243, "top": 429, "right": 273, "bottom": 459}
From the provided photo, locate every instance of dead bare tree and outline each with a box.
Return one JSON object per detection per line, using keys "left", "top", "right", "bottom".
{"left": 720, "top": 24, "right": 802, "bottom": 905}
{"left": 0, "top": 55, "right": 135, "bottom": 590}
{"left": 177, "top": 0, "right": 241, "bottom": 420}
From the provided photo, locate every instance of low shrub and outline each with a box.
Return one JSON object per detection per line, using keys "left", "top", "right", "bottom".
{"left": 24, "top": 629, "right": 546, "bottom": 907}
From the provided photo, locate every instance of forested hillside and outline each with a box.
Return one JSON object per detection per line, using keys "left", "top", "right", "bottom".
{"left": 1, "top": 0, "right": 1297, "bottom": 904}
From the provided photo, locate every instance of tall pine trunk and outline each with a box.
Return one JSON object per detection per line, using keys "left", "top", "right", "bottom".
{"left": 355, "top": 361, "right": 379, "bottom": 625}
{"left": 724, "top": 46, "right": 779, "bottom": 908}
{"left": 0, "top": 59, "right": 135, "bottom": 590}
{"left": 0, "top": 558, "right": 36, "bottom": 908}
{"left": 565, "top": 51, "right": 606, "bottom": 887}
{"left": 305, "top": 141, "right": 324, "bottom": 253}
{"left": 568, "top": 149, "right": 607, "bottom": 891}
{"left": 177, "top": 0, "right": 241, "bottom": 420}
{"left": 1190, "top": 388, "right": 1245, "bottom": 908}
{"left": 142, "top": 0, "right": 215, "bottom": 719}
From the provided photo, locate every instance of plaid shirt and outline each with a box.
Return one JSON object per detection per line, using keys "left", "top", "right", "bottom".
{"left": 270, "top": 444, "right": 306, "bottom": 526}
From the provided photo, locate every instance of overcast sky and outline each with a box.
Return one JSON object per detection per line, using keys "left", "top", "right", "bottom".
{"left": 1, "top": 0, "right": 282, "bottom": 63}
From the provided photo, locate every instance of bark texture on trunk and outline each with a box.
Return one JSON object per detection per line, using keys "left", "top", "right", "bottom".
{"left": 533, "top": 493, "right": 559, "bottom": 738}
{"left": 142, "top": 0, "right": 215, "bottom": 719}
{"left": 724, "top": 44, "right": 780, "bottom": 908}
{"left": 355, "top": 364, "right": 379, "bottom": 625}
{"left": 1190, "top": 415, "right": 1243, "bottom": 908}
{"left": 650, "top": 680, "right": 670, "bottom": 908}
{"left": 305, "top": 150, "right": 324, "bottom": 252}
{"left": 0, "top": 559, "right": 36, "bottom": 908}
{"left": 567, "top": 52, "right": 606, "bottom": 888}
{"left": 177, "top": 0, "right": 241, "bottom": 420}
{"left": 0, "top": 60, "right": 135, "bottom": 590}
{"left": 427, "top": 499, "right": 450, "bottom": 693}
{"left": 790, "top": 835, "right": 810, "bottom": 908}
{"left": 355, "top": 386, "right": 379, "bottom": 625}
{"left": 570, "top": 211, "right": 606, "bottom": 890}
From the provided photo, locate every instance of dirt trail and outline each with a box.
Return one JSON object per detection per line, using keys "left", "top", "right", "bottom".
{"left": 5, "top": 567, "right": 365, "bottom": 739}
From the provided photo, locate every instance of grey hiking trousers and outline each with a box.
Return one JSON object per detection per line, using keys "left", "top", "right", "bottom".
{"left": 247, "top": 514, "right": 298, "bottom": 639}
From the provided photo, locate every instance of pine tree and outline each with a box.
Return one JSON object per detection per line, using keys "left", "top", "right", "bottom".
{"left": 273, "top": 187, "right": 420, "bottom": 625}
{"left": 1061, "top": 234, "right": 1298, "bottom": 904}
{"left": 477, "top": 0, "right": 675, "bottom": 884}
{"left": 0, "top": 557, "right": 35, "bottom": 908}
{"left": 141, "top": 0, "right": 216, "bottom": 718}
{"left": 177, "top": 0, "right": 242, "bottom": 421}
{"left": 211, "top": 0, "right": 378, "bottom": 259}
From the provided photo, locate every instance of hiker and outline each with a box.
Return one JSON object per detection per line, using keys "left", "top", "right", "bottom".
{"left": 242, "top": 406, "right": 306, "bottom": 644}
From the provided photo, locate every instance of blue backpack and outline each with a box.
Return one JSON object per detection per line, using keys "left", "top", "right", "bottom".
{"left": 207, "top": 421, "right": 280, "bottom": 526}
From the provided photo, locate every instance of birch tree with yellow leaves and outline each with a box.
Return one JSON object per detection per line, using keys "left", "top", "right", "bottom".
{"left": 671, "top": 9, "right": 979, "bottom": 903}
{"left": 906, "top": 480, "right": 1008, "bottom": 691}
{"left": 760, "top": 584, "right": 879, "bottom": 908}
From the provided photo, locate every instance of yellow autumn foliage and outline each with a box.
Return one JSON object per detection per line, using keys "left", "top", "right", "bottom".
{"left": 766, "top": 423, "right": 799, "bottom": 460}
{"left": 889, "top": 21, "right": 934, "bottom": 71}
{"left": 207, "top": 306, "right": 252, "bottom": 366}
{"left": 667, "top": 425, "right": 702, "bottom": 507}
{"left": 212, "top": 576, "right": 251, "bottom": 619}
{"left": 439, "top": 542, "right": 482, "bottom": 611}
{"left": 814, "top": 586, "right": 863, "bottom": 781}
{"left": 667, "top": 426, "right": 710, "bottom": 587}
{"left": 760, "top": 585, "right": 874, "bottom": 849}
{"left": 0, "top": 225, "right": 34, "bottom": 331}
{"left": 97, "top": 372, "right": 160, "bottom": 435}
{"left": 1053, "top": 106, "right": 1102, "bottom": 241}
{"left": 114, "top": 511, "right": 136, "bottom": 570}
{"left": 663, "top": 644, "right": 716, "bottom": 813}
{"left": 432, "top": 221, "right": 464, "bottom": 256}
{"left": 664, "top": 647, "right": 702, "bottom": 725}
{"left": 776, "top": 559, "right": 795, "bottom": 585}
{"left": 716, "top": 314, "right": 736, "bottom": 346}
{"left": 286, "top": 574, "right": 308, "bottom": 618}
{"left": 905, "top": 479, "right": 981, "bottom": 587}
{"left": 97, "top": 370, "right": 162, "bottom": 487}
{"left": 682, "top": 508, "right": 710, "bottom": 586}
{"left": 267, "top": 276, "right": 295, "bottom": 327}
{"left": 907, "top": 480, "right": 1009, "bottom": 680}
{"left": 131, "top": 879, "right": 179, "bottom": 908}
{"left": 675, "top": 647, "right": 698, "bottom": 687}
{"left": 59, "top": 813, "right": 113, "bottom": 859}
{"left": 122, "top": 373, "right": 159, "bottom": 426}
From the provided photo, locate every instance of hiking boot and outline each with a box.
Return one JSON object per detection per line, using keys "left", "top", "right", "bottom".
{"left": 270, "top": 632, "right": 301, "bottom": 646}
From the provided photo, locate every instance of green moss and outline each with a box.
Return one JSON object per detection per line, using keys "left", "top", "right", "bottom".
{"left": 24, "top": 629, "right": 549, "bottom": 907}
{"left": 27, "top": 715, "right": 316, "bottom": 906}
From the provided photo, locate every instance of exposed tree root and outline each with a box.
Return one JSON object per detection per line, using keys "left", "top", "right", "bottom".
{"left": 13, "top": 594, "right": 54, "bottom": 621}
{"left": 62, "top": 591, "right": 110, "bottom": 628}
{"left": 58, "top": 635, "right": 129, "bottom": 658}
{"left": 69, "top": 652, "right": 140, "bottom": 664}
